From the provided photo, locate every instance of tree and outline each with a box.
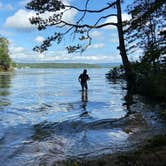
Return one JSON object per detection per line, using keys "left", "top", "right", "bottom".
{"left": 0, "top": 37, "right": 11, "bottom": 71}
{"left": 125, "top": 0, "right": 166, "bottom": 63}
{"left": 26, "top": 0, "right": 132, "bottom": 77}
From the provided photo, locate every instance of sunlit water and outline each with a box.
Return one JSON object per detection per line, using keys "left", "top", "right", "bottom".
{"left": 0, "top": 68, "right": 165, "bottom": 166}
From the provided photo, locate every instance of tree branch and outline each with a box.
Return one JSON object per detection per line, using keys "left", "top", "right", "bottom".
{"left": 65, "top": 1, "right": 117, "bottom": 13}
{"left": 77, "top": 0, "right": 90, "bottom": 23}
{"left": 27, "top": 0, "right": 118, "bottom": 53}
{"left": 94, "top": 14, "right": 117, "bottom": 26}
{"left": 60, "top": 20, "right": 117, "bottom": 29}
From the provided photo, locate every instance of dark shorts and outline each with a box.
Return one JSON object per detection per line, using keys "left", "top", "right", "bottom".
{"left": 81, "top": 81, "right": 88, "bottom": 90}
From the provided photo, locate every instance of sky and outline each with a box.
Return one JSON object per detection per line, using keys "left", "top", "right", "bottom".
{"left": 0, "top": 0, "right": 141, "bottom": 63}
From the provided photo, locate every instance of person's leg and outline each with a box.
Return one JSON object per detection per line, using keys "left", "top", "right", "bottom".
{"left": 81, "top": 82, "right": 84, "bottom": 91}
{"left": 84, "top": 82, "right": 88, "bottom": 90}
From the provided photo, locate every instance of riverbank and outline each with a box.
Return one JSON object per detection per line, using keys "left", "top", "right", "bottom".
{"left": 63, "top": 138, "right": 166, "bottom": 166}
{"left": 72, "top": 96, "right": 166, "bottom": 166}
{"left": 47, "top": 102, "right": 166, "bottom": 166}
{"left": 50, "top": 94, "right": 166, "bottom": 166}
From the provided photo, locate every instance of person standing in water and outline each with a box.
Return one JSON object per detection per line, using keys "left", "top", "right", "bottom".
{"left": 78, "top": 69, "right": 90, "bottom": 91}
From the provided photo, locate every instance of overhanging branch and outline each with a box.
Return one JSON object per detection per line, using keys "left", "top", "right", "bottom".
{"left": 65, "top": 1, "right": 117, "bottom": 13}
{"left": 60, "top": 20, "right": 117, "bottom": 29}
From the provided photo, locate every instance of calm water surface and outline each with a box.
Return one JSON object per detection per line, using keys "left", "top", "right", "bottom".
{"left": 0, "top": 68, "right": 164, "bottom": 166}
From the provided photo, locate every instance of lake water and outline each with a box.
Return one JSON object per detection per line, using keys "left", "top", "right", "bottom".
{"left": 0, "top": 68, "right": 165, "bottom": 166}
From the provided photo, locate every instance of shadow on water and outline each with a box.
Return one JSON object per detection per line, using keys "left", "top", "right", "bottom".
{"left": 0, "top": 73, "right": 12, "bottom": 107}
{"left": 123, "top": 82, "right": 135, "bottom": 116}
{"left": 107, "top": 78, "right": 135, "bottom": 117}
{"left": 32, "top": 121, "right": 54, "bottom": 141}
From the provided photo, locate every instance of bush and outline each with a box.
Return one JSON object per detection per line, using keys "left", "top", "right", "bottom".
{"left": 106, "top": 60, "right": 166, "bottom": 100}
{"left": 106, "top": 66, "right": 126, "bottom": 79}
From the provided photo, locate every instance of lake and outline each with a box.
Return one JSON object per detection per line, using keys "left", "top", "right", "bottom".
{"left": 0, "top": 68, "right": 165, "bottom": 166}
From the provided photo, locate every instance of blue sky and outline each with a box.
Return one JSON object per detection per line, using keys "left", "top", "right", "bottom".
{"left": 0, "top": 0, "right": 141, "bottom": 63}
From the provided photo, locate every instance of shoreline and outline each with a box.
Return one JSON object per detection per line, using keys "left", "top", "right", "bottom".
{"left": 64, "top": 143, "right": 166, "bottom": 166}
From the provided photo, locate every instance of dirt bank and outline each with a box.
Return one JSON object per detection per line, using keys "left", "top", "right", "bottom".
{"left": 52, "top": 136, "right": 166, "bottom": 166}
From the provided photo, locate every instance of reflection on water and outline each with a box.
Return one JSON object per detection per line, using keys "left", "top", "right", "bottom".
{"left": 81, "top": 90, "right": 88, "bottom": 103}
{"left": 0, "top": 73, "right": 11, "bottom": 89}
{"left": 0, "top": 73, "right": 12, "bottom": 108}
{"left": 123, "top": 88, "right": 134, "bottom": 115}
{"left": 80, "top": 91, "right": 88, "bottom": 116}
{"left": 32, "top": 122, "right": 53, "bottom": 141}
{"left": 0, "top": 68, "right": 165, "bottom": 166}
{"left": 107, "top": 78, "right": 135, "bottom": 116}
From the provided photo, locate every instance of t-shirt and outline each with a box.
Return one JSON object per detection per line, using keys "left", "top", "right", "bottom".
{"left": 79, "top": 74, "right": 90, "bottom": 83}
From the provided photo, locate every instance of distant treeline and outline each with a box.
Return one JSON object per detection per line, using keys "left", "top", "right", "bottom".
{"left": 13, "top": 63, "right": 101, "bottom": 69}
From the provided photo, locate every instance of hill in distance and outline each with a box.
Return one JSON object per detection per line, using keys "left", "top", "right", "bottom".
{"left": 13, "top": 62, "right": 121, "bottom": 68}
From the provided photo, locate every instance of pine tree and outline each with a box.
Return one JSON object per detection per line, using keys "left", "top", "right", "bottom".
{"left": 125, "top": 0, "right": 166, "bottom": 63}
{"left": 26, "top": 0, "right": 132, "bottom": 78}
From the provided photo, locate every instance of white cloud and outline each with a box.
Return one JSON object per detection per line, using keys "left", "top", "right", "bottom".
{"left": 12, "top": 46, "right": 25, "bottom": 53}
{"left": 5, "top": 0, "right": 77, "bottom": 31}
{"left": 9, "top": 45, "right": 27, "bottom": 58}
{"left": 9, "top": 44, "right": 46, "bottom": 62}
{"left": 62, "top": 9, "right": 77, "bottom": 24}
{"left": 35, "top": 36, "right": 45, "bottom": 43}
{"left": 9, "top": 43, "right": 121, "bottom": 63}
{"left": 104, "top": 16, "right": 117, "bottom": 30}
{"left": 104, "top": 13, "right": 131, "bottom": 30}
{"left": 4, "top": 9, "right": 36, "bottom": 30}
{"left": 90, "top": 31, "right": 102, "bottom": 38}
{"left": 61, "top": 0, "right": 77, "bottom": 24}
{"left": 109, "top": 33, "right": 119, "bottom": 43}
{"left": 122, "top": 13, "right": 132, "bottom": 21}
{"left": 19, "top": 0, "right": 31, "bottom": 6}
{"left": 89, "top": 43, "right": 105, "bottom": 49}
{"left": 33, "top": 53, "right": 121, "bottom": 62}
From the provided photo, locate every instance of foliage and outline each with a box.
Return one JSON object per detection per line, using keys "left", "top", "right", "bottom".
{"left": 0, "top": 37, "right": 12, "bottom": 71}
{"left": 125, "top": 0, "right": 166, "bottom": 100}
{"left": 146, "top": 135, "right": 166, "bottom": 148}
{"left": 106, "top": 66, "right": 125, "bottom": 79}
{"left": 26, "top": 0, "right": 132, "bottom": 77}
{"left": 105, "top": 0, "right": 166, "bottom": 100}
{"left": 106, "top": 58, "right": 166, "bottom": 100}
{"left": 26, "top": 0, "right": 118, "bottom": 53}
{"left": 125, "top": 0, "right": 166, "bottom": 62}
{"left": 133, "top": 62, "right": 166, "bottom": 100}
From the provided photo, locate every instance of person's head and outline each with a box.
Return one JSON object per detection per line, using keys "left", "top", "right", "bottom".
{"left": 83, "top": 69, "right": 87, "bottom": 74}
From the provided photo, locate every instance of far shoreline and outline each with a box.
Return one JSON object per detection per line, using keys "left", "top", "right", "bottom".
{"left": 12, "top": 62, "right": 120, "bottom": 69}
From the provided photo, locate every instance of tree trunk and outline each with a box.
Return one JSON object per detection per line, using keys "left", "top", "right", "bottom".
{"left": 116, "top": 0, "right": 132, "bottom": 79}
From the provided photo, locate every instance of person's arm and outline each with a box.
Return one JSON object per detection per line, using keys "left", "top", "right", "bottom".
{"left": 78, "top": 74, "right": 81, "bottom": 82}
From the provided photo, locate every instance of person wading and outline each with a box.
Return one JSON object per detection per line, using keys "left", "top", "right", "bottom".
{"left": 78, "top": 69, "right": 90, "bottom": 91}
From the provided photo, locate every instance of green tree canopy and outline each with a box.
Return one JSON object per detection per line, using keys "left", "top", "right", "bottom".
{"left": 0, "top": 37, "right": 12, "bottom": 71}
{"left": 125, "top": 0, "right": 166, "bottom": 63}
